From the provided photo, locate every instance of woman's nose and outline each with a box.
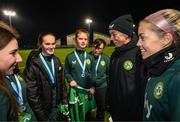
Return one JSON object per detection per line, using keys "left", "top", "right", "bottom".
{"left": 16, "top": 53, "right": 22, "bottom": 63}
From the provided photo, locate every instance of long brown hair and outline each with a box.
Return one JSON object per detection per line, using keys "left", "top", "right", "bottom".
{"left": 0, "top": 21, "right": 20, "bottom": 120}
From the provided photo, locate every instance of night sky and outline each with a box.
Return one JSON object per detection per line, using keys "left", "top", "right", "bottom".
{"left": 0, "top": 0, "right": 179, "bottom": 47}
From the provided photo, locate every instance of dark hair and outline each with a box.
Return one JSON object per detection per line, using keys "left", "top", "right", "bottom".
{"left": 93, "top": 38, "right": 106, "bottom": 49}
{"left": 37, "top": 32, "right": 56, "bottom": 48}
{"left": 0, "top": 21, "right": 20, "bottom": 120}
{"left": 0, "top": 21, "right": 19, "bottom": 50}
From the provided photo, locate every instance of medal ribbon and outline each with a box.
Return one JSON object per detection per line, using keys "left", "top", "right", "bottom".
{"left": 6, "top": 75, "right": 25, "bottom": 111}
{"left": 39, "top": 53, "right": 55, "bottom": 84}
{"left": 95, "top": 55, "right": 101, "bottom": 77}
{"left": 74, "top": 50, "right": 87, "bottom": 76}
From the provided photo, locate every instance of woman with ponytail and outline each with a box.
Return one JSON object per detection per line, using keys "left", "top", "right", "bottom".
{"left": 137, "top": 9, "right": 180, "bottom": 121}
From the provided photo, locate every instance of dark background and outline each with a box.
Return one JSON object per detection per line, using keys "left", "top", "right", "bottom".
{"left": 0, "top": 0, "right": 179, "bottom": 48}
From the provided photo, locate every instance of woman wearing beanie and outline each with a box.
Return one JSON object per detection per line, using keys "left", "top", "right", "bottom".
{"left": 106, "top": 14, "right": 145, "bottom": 121}
{"left": 137, "top": 9, "right": 180, "bottom": 121}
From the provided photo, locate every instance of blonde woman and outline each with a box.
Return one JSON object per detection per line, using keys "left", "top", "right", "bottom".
{"left": 137, "top": 9, "right": 180, "bottom": 121}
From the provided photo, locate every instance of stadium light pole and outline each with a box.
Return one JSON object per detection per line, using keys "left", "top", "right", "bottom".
{"left": 3, "top": 10, "right": 16, "bottom": 26}
{"left": 85, "top": 18, "right": 93, "bottom": 33}
{"left": 85, "top": 18, "right": 93, "bottom": 46}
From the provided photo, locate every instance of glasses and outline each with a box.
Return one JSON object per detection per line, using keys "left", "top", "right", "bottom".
{"left": 93, "top": 46, "right": 103, "bottom": 50}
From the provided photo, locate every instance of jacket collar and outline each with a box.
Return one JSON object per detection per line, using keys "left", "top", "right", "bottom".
{"left": 144, "top": 43, "right": 180, "bottom": 76}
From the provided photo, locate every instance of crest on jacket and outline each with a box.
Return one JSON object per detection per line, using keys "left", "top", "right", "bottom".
{"left": 153, "top": 81, "right": 163, "bottom": 99}
{"left": 86, "top": 59, "right": 91, "bottom": 65}
{"left": 100, "top": 61, "right": 105, "bottom": 66}
{"left": 123, "top": 60, "right": 133, "bottom": 70}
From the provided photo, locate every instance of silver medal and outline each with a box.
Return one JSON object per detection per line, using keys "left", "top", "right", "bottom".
{"left": 81, "top": 73, "right": 85, "bottom": 77}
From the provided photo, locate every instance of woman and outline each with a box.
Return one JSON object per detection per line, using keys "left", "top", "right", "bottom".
{"left": 0, "top": 21, "right": 35, "bottom": 121}
{"left": 90, "top": 38, "right": 110, "bottom": 121}
{"left": 64, "top": 29, "right": 96, "bottom": 121}
{"left": 107, "top": 14, "right": 144, "bottom": 121}
{"left": 23, "top": 32, "right": 68, "bottom": 121}
{"left": 137, "top": 9, "right": 180, "bottom": 121}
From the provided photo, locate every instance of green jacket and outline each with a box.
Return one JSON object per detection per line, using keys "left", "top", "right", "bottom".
{"left": 143, "top": 45, "right": 180, "bottom": 121}
{"left": 91, "top": 53, "right": 110, "bottom": 89}
{"left": 64, "top": 49, "right": 96, "bottom": 121}
{"left": 0, "top": 73, "right": 36, "bottom": 121}
{"left": 64, "top": 49, "right": 94, "bottom": 88}
{"left": 144, "top": 56, "right": 180, "bottom": 121}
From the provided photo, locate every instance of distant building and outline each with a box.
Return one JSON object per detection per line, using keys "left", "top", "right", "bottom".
{"left": 66, "top": 32, "right": 110, "bottom": 47}
{"left": 56, "top": 38, "right": 61, "bottom": 47}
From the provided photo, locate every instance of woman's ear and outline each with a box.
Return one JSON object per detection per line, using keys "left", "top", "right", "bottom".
{"left": 163, "top": 33, "right": 173, "bottom": 47}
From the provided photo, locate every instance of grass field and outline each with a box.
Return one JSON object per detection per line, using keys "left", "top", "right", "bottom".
{"left": 18, "top": 46, "right": 115, "bottom": 71}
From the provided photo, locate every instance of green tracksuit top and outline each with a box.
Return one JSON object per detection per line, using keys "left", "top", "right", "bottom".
{"left": 64, "top": 49, "right": 96, "bottom": 121}
{"left": 64, "top": 49, "right": 94, "bottom": 88}
{"left": 144, "top": 58, "right": 180, "bottom": 121}
{"left": 91, "top": 53, "right": 110, "bottom": 89}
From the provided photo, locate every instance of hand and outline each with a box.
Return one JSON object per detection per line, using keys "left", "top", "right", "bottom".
{"left": 70, "top": 80, "right": 77, "bottom": 87}
{"left": 89, "top": 87, "right": 95, "bottom": 94}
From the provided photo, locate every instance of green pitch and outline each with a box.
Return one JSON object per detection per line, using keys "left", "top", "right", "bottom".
{"left": 18, "top": 46, "right": 115, "bottom": 72}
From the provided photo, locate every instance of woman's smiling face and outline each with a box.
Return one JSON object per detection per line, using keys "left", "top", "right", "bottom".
{"left": 0, "top": 38, "right": 22, "bottom": 75}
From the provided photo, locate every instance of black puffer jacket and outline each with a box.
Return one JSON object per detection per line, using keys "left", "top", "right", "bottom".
{"left": 23, "top": 50, "right": 68, "bottom": 121}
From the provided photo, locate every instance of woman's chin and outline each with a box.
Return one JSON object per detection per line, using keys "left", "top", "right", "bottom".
{"left": 46, "top": 52, "right": 54, "bottom": 56}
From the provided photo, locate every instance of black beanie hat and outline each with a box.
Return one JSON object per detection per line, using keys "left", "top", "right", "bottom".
{"left": 109, "top": 14, "right": 135, "bottom": 37}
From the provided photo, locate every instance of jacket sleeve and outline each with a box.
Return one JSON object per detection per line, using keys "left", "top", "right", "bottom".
{"left": 23, "top": 62, "right": 49, "bottom": 121}
{"left": 0, "top": 90, "right": 10, "bottom": 121}
{"left": 169, "top": 71, "right": 180, "bottom": 120}
{"left": 64, "top": 56, "right": 74, "bottom": 83}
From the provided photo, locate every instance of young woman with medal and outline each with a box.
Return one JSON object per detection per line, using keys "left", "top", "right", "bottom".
{"left": 0, "top": 21, "right": 36, "bottom": 121}
{"left": 64, "top": 29, "right": 96, "bottom": 121}
{"left": 90, "top": 38, "right": 110, "bottom": 121}
{"left": 23, "top": 32, "right": 68, "bottom": 121}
